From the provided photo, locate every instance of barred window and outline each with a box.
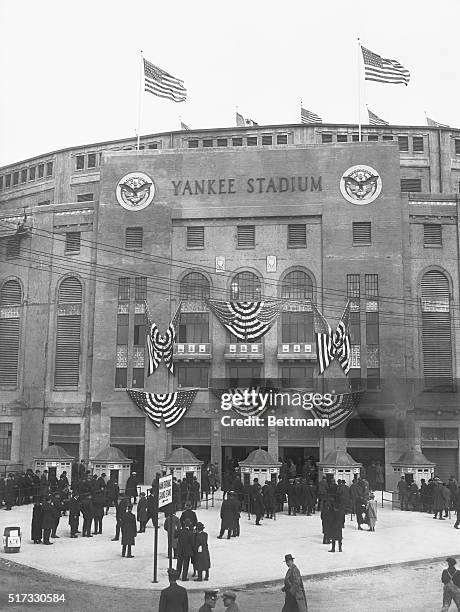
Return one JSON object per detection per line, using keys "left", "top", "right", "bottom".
{"left": 237, "top": 225, "right": 255, "bottom": 248}
{"left": 365, "top": 274, "right": 378, "bottom": 297}
{"left": 230, "top": 271, "right": 261, "bottom": 301}
{"left": 281, "top": 271, "right": 313, "bottom": 300}
{"left": 423, "top": 224, "right": 442, "bottom": 246}
{"left": 125, "top": 227, "right": 143, "bottom": 250}
{"left": 6, "top": 237, "right": 20, "bottom": 259}
{"left": 0, "top": 423, "right": 13, "bottom": 460}
{"left": 287, "top": 224, "right": 307, "bottom": 248}
{"left": 352, "top": 222, "right": 371, "bottom": 244}
{"left": 55, "top": 277, "right": 82, "bottom": 387}
{"left": 337, "top": 134, "right": 348, "bottom": 142}
{"left": 135, "top": 277, "right": 147, "bottom": 301}
{"left": 0, "top": 279, "right": 22, "bottom": 386}
{"left": 186, "top": 226, "right": 204, "bottom": 248}
{"left": 276, "top": 134, "right": 288, "bottom": 145}
{"left": 217, "top": 138, "right": 228, "bottom": 147}
{"left": 321, "top": 134, "right": 333, "bottom": 143}
{"left": 118, "top": 278, "right": 130, "bottom": 301}
{"left": 398, "top": 136, "right": 409, "bottom": 152}
{"left": 180, "top": 273, "right": 210, "bottom": 301}
{"left": 178, "top": 312, "right": 209, "bottom": 343}
{"left": 347, "top": 274, "right": 360, "bottom": 299}
{"left": 65, "top": 231, "right": 81, "bottom": 253}
{"left": 413, "top": 136, "right": 424, "bottom": 152}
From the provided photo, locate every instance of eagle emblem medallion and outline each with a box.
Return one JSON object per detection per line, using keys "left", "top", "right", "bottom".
{"left": 340, "top": 165, "right": 382, "bottom": 205}
{"left": 116, "top": 172, "right": 155, "bottom": 211}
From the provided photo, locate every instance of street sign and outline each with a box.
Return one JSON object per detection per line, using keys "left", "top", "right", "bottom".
{"left": 158, "top": 474, "right": 172, "bottom": 509}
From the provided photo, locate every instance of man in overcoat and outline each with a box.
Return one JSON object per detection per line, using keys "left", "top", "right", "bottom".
{"left": 158, "top": 568, "right": 188, "bottom": 612}
{"left": 176, "top": 518, "right": 194, "bottom": 580}
{"left": 68, "top": 492, "right": 80, "bottom": 538}
{"left": 218, "top": 495, "right": 234, "bottom": 539}
{"left": 282, "top": 554, "right": 308, "bottom": 612}
{"left": 41, "top": 498, "right": 56, "bottom": 545}
{"left": 125, "top": 472, "right": 138, "bottom": 504}
{"left": 120, "top": 504, "right": 137, "bottom": 557}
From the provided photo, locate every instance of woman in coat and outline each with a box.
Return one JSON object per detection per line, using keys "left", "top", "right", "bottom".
{"left": 366, "top": 493, "right": 378, "bottom": 531}
{"left": 120, "top": 505, "right": 137, "bottom": 557}
{"left": 193, "top": 522, "right": 210, "bottom": 581}
{"left": 31, "top": 502, "right": 43, "bottom": 543}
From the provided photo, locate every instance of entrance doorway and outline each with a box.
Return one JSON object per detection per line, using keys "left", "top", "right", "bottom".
{"left": 112, "top": 445, "right": 144, "bottom": 479}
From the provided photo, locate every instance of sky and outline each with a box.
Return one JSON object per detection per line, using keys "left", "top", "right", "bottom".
{"left": 0, "top": 0, "right": 459, "bottom": 166}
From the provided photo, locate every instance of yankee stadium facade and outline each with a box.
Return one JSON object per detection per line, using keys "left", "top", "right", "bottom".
{"left": 1, "top": 121, "right": 460, "bottom": 487}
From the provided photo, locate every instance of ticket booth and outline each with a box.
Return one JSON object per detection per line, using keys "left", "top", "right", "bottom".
{"left": 318, "top": 449, "right": 362, "bottom": 486}
{"left": 238, "top": 449, "right": 281, "bottom": 486}
{"left": 34, "top": 445, "right": 75, "bottom": 480}
{"left": 90, "top": 446, "right": 133, "bottom": 492}
{"left": 391, "top": 447, "right": 436, "bottom": 489}
{"left": 160, "top": 447, "right": 203, "bottom": 483}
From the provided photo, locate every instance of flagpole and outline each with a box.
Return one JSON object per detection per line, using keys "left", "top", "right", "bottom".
{"left": 357, "top": 37, "right": 362, "bottom": 142}
{"left": 137, "top": 50, "right": 143, "bottom": 151}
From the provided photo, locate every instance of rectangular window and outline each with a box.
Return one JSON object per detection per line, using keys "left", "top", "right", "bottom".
{"left": 262, "top": 135, "right": 272, "bottom": 145}
{"left": 188, "top": 139, "right": 199, "bottom": 148}
{"left": 337, "top": 134, "right": 348, "bottom": 142}
{"left": 350, "top": 312, "right": 361, "bottom": 343}
{"left": 117, "top": 314, "right": 129, "bottom": 345}
{"left": 138, "top": 145, "right": 145, "bottom": 150}
{"left": 202, "top": 139, "right": 213, "bottom": 147}
{"left": 38, "top": 164, "right": 45, "bottom": 178}
{"left": 455, "top": 139, "right": 460, "bottom": 155}
{"left": 280, "top": 365, "right": 313, "bottom": 389}
{"left": 6, "top": 238, "right": 20, "bottom": 259}
{"left": 135, "top": 277, "right": 147, "bottom": 301}
{"left": 132, "top": 367, "right": 144, "bottom": 389}
{"left": 77, "top": 193, "right": 94, "bottom": 202}
{"left": 382, "top": 135, "right": 393, "bottom": 141}
{"left": 46, "top": 161, "right": 53, "bottom": 176}
{"left": 276, "top": 134, "right": 288, "bottom": 145}
{"left": 413, "top": 136, "right": 424, "bottom": 152}
{"left": 217, "top": 138, "right": 228, "bottom": 147}
{"left": 55, "top": 311, "right": 81, "bottom": 387}
{"left": 178, "top": 313, "right": 209, "bottom": 343}
{"left": 87, "top": 153, "right": 97, "bottom": 168}
{"left": 29, "top": 166, "right": 36, "bottom": 181}
{"left": 13, "top": 171, "right": 19, "bottom": 186}
{"left": 321, "top": 134, "right": 333, "bottom": 143}
{"left": 5, "top": 174, "right": 11, "bottom": 188}
{"left": 38, "top": 200, "right": 50, "bottom": 206}
{"left": 177, "top": 364, "right": 209, "bottom": 388}
{"left": 365, "top": 274, "right": 378, "bottom": 297}
{"left": 148, "top": 143, "right": 158, "bottom": 149}
{"left": 400, "top": 178, "right": 422, "bottom": 192}
{"left": 287, "top": 224, "right": 307, "bottom": 248}
{"left": 115, "top": 367, "right": 127, "bottom": 389}
{"left": 347, "top": 274, "right": 360, "bottom": 299}
{"left": 65, "top": 231, "right": 81, "bottom": 253}
{"left": 125, "top": 227, "right": 143, "bottom": 250}
{"left": 352, "top": 222, "right": 371, "bottom": 244}
{"left": 423, "top": 224, "right": 442, "bottom": 246}
{"left": 0, "top": 423, "right": 13, "bottom": 460}
{"left": 352, "top": 134, "right": 359, "bottom": 142}
{"left": 367, "top": 134, "right": 379, "bottom": 142}
{"left": 76, "top": 155, "right": 85, "bottom": 170}
{"left": 232, "top": 137, "right": 243, "bottom": 147}
{"left": 21, "top": 169, "right": 27, "bottom": 183}
{"left": 247, "top": 136, "right": 258, "bottom": 146}
{"left": 237, "top": 225, "right": 255, "bottom": 248}
{"left": 366, "top": 312, "right": 379, "bottom": 344}
{"left": 398, "top": 136, "right": 409, "bottom": 152}
{"left": 133, "top": 313, "right": 146, "bottom": 345}
{"left": 186, "top": 226, "right": 204, "bottom": 248}
{"left": 118, "top": 278, "right": 130, "bottom": 301}
{"left": 281, "top": 312, "right": 313, "bottom": 342}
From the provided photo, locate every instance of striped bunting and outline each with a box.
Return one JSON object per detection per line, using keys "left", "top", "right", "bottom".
{"left": 309, "top": 390, "right": 363, "bottom": 429}
{"left": 361, "top": 46, "right": 410, "bottom": 86}
{"left": 143, "top": 58, "right": 187, "bottom": 102}
{"left": 146, "top": 303, "right": 181, "bottom": 376}
{"left": 313, "top": 302, "right": 351, "bottom": 375}
{"left": 207, "top": 300, "right": 281, "bottom": 341}
{"left": 127, "top": 389, "right": 198, "bottom": 428}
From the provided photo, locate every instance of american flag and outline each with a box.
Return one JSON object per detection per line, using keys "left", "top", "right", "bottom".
{"left": 309, "top": 390, "right": 363, "bottom": 429}
{"left": 207, "top": 300, "right": 281, "bottom": 341}
{"left": 313, "top": 302, "right": 351, "bottom": 376}
{"left": 146, "top": 303, "right": 181, "bottom": 376}
{"left": 127, "top": 389, "right": 198, "bottom": 428}
{"left": 236, "top": 112, "right": 258, "bottom": 127}
{"left": 143, "top": 59, "right": 187, "bottom": 102}
{"left": 180, "top": 121, "right": 190, "bottom": 130}
{"left": 301, "top": 107, "right": 322, "bottom": 124}
{"left": 367, "top": 108, "right": 389, "bottom": 126}
{"left": 426, "top": 116, "right": 449, "bottom": 128}
{"left": 361, "top": 46, "right": 410, "bottom": 86}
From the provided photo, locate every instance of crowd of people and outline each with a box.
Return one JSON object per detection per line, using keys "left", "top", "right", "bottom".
{"left": 397, "top": 474, "right": 460, "bottom": 520}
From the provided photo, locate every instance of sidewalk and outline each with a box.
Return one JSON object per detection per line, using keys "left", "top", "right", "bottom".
{"left": 1, "top": 494, "right": 459, "bottom": 591}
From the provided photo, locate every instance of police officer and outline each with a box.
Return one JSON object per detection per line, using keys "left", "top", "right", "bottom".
{"left": 198, "top": 589, "right": 219, "bottom": 612}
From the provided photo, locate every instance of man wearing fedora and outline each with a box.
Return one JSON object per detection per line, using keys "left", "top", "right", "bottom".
{"left": 282, "top": 554, "right": 308, "bottom": 612}
{"left": 222, "top": 590, "right": 241, "bottom": 611}
{"left": 158, "top": 568, "right": 188, "bottom": 612}
{"left": 441, "top": 557, "right": 460, "bottom": 611}
{"left": 198, "top": 589, "right": 219, "bottom": 612}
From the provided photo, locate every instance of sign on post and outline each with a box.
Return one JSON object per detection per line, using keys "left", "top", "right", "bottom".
{"left": 158, "top": 474, "right": 172, "bottom": 509}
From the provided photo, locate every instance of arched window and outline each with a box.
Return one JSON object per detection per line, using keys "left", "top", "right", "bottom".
{"left": 179, "top": 273, "right": 210, "bottom": 301}
{"left": 178, "top": 273, "right": 210, "bottom": 343}
{"left": 55, "top": 277, "right": 82, "bottom": 387}
{"left": 420, "top": 270, "right": 452, "bottom": 390}
{"left": 0, "top": 279, "right": 22, "bottom": 386}
{"left": 281, "top": 271, "right": 314, "bottom": 342}
{"left": 230, "top": 271, "right": 261, "bottom": 301}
